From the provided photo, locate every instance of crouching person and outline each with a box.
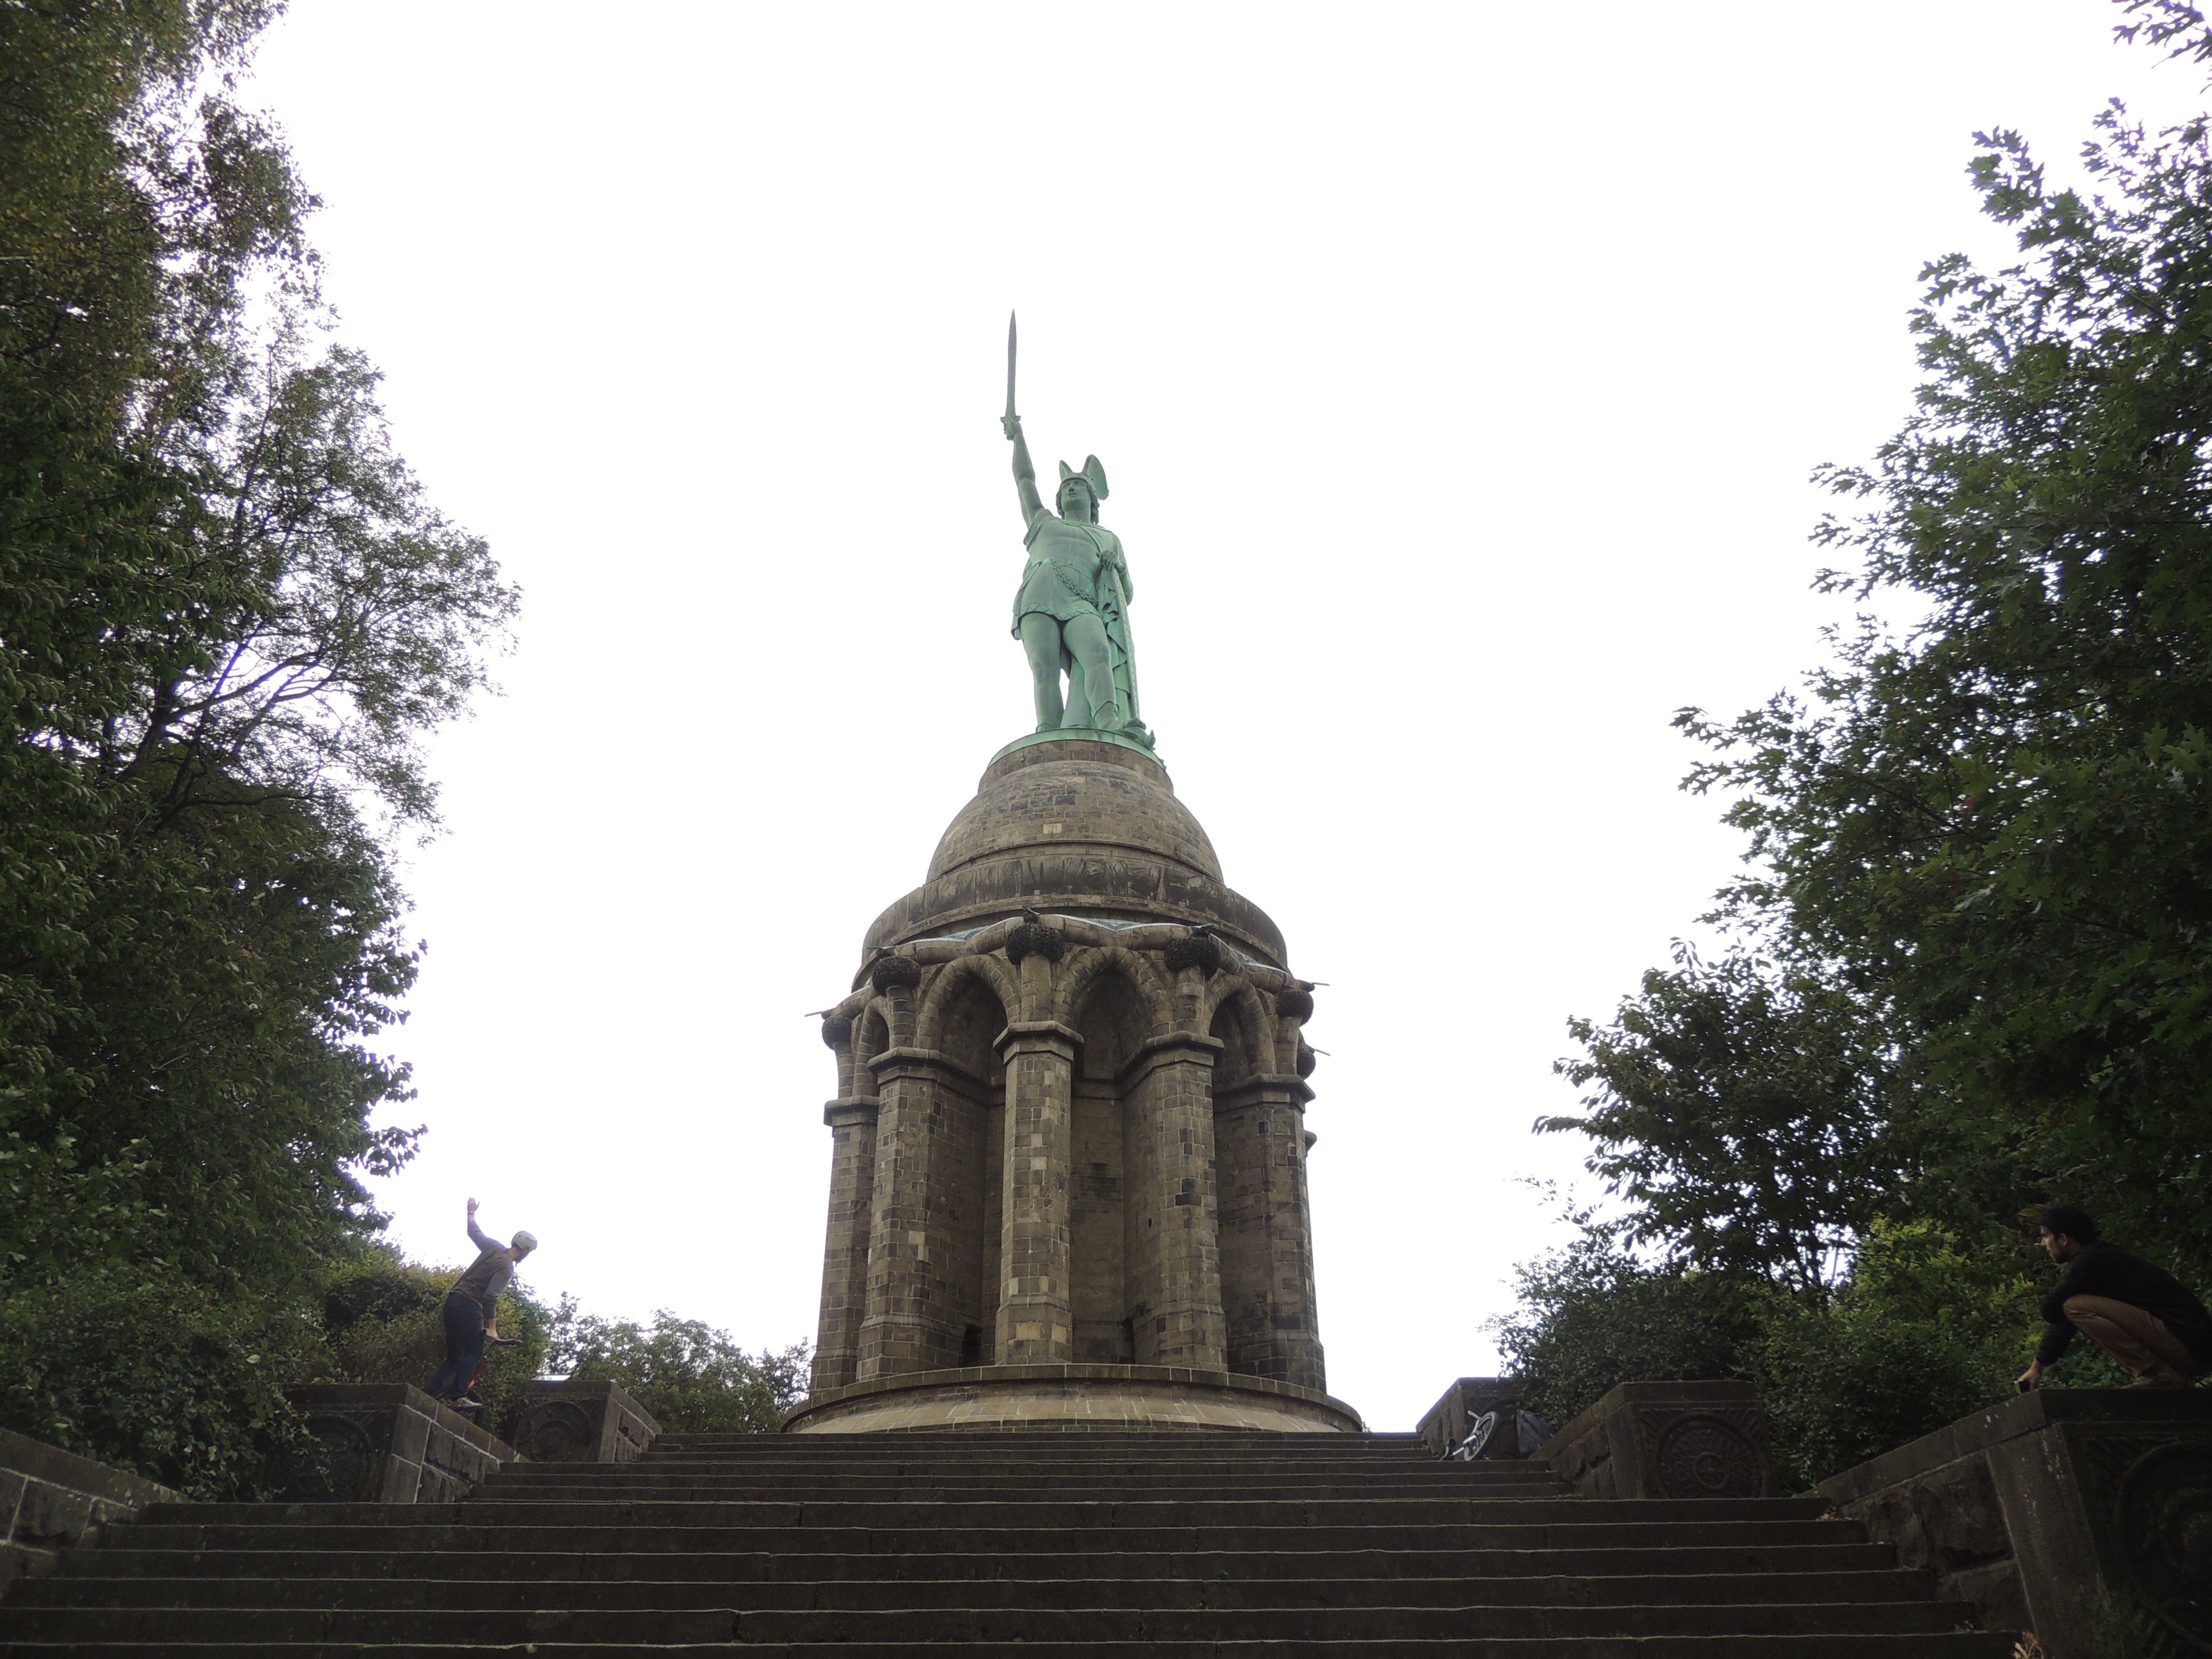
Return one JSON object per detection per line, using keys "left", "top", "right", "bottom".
{"left": 2018, "top": 1204, "right": 2211, "bottom": 1392}
{"left": 426, "top": 1196, "right": 538, "bottom": 1411}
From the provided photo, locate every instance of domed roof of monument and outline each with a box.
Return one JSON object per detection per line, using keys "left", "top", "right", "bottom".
{"left": 928, "top": 738, "right": 1222, "bottom": 883}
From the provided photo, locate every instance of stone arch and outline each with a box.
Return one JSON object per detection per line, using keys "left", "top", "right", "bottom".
{"left": 915, "top": 953, "right": 1021, "bottom": 1055}
{"left": 1209, "top": 987, "right": 1263, "bottom": 1090}
{"left": 854, "top": 1002, "right": 891, "bottom": 1090}
{"left": 1061, "top": 962, "right": 1156, "bottom": 1364}
{"left": 1053, "top": 944, "right": 1175, "bottom": 1034}
{"left": 1201, "top": 978, "right": 1273, "bottom": 1064}
{"left": 905, "top": 960, "right": 1009, "bottom": 1370}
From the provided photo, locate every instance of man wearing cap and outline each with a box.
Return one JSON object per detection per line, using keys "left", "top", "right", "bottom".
{"left": 427, "top": 1197, "right": 538, "bottom": 1411}
{"left": 2017, "top": 1204, "right": 2211, "bottom": 1392}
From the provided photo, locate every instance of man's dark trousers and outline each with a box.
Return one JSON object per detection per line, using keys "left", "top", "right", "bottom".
{"left": 427, "top": 1291, "right": 486, "bottom": 1401}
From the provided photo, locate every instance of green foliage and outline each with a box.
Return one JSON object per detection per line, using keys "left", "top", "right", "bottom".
{"left": 0, "top": 0, "right": 516, "bottom": 1482}
{"left": 321, "top": 1250, "right": 552, "bottom": 1428}
{"left": 1683, "top": 101, "right": 2212, "bottom": 1287}
{"left": 1750, "top": 1222, "right": 2037, "bottom": 1489}
{"left": 0, "top": 1267, "right": 316, "bottom": 1500}
{"left": 1544, "top": 944, "right": 1894, "bottom": 1294}
{"left": 1515, "top": 41, "right": 2212, "bottom": 1483}
{"left": 1489, "top": 1226, "right": 1762, "bottom": 1432}
{"left": 548, "top": 1300, "right": 808, "bottom": 1435}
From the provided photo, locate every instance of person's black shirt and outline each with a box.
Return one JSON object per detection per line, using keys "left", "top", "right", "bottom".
{"left": 2037, "top": 1240, "right": 2212, "bottom": 1366}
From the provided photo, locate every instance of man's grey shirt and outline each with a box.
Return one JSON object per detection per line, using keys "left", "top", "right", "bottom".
{"left": 451, "top": 1217, "right": 516, "bottom": 1316}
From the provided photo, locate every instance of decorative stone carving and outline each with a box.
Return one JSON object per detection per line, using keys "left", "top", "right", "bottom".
{"left": 1274, "top": 986, "right": 1314, "bottom": 1021}
{"left": 1654, "top": 1411, "right": 1766, "bottom": 1499}
{"left": 270, "top": 1385, "right": 512, "bottom": 1505}
{"left": 1006, "top": 921, "right": 1066, "bottom": 964}
{"left": 2112, "top": 1439, "right": 2212, "bottom": 1651}
{"left": 1818, "top": 1387, "right": 2212, "bottom": 1658}
{"left": 1163, "top": 933, "right": 1223, "bottom": 975}
{"left": 1536, "top": 1380, "right": 1777, "bottom": 1502}
{"left": 870, "top": 955, "right": 921, "bottom": 993}
{"left": 821, "top": 1015, "right": 852, "bottom": 1047}
{"left": 287, "top": 1411, "right": 381, "bottom": 1500}
{"left": 505, "top": 1379, "right": 661, "bottom": 1465}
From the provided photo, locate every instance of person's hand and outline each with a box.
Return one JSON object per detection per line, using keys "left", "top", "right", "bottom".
{"left": 1002, "top": 414, "right": 1022, "bottom": 441}
{"left": 466, "top": 1196, "right": 479, "bottom": 1215}
{"left": 2017, "top": 1359, "right": 2043, "bottom": 1392}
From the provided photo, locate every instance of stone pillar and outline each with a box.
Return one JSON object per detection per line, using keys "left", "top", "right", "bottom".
{"left": 1122, "top": 1031, "right": 1227, "bottom": 1371}
{"left": 1816, "top": 1388, "right": 2212, "bottom": 1655}
{"left": 857, "top": 1046, "right": 988, "bottom": 1378}
{"left": 1213, "top": 1072, "right": 1323, "bottom": 1391}
{"left": 1537, "top": 1381, "right": 1779, "bottom": 1501}
{"left": 810, "top": 1094, "right": 878, "bottom": 1393}
{"left": 995, "top": 1020, "right": 1079, "bottom": 1362}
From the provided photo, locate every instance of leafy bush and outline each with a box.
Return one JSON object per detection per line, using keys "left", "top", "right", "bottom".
{"left": 1489, "top": 1231, "right": 1761, "bottom": 1431}
{"left": 548, "top": 1300, "right": 807, "bottom": 1434}
{"left": 1750, "top": 1221, "right": 2038, "bottom": 1488}
{"left": 0, "top": 1269, "right": 317, "bottom": 1501}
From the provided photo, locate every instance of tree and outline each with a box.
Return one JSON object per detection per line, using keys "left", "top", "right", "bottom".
{"left": 1683, "top": 100, "right": 2212, "bottom": 1283}
{"left": 548, "top": 1303, "right": 809, "bottom": 1435}
{"left": 0, "top": 1, "right": 515, "bottom": 1490}
{"left": 1544, "top": 944, "right": 1894, "bottom": 1295}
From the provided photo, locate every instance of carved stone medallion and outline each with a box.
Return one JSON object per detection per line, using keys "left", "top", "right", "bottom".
{"left": 1653, "top": 1412, "right": 1765, "bottom": 1500}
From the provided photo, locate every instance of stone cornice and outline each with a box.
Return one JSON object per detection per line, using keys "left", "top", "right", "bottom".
{"left": 1212, "top": 1073, "right": 1317, "bottom": 1108}
{"left": 995, "top": 1020, "right": 1085, "bottom": 1058}
{"left": 821, "top": 1096, "right": 881, "bottom": 1127}
{"left": 868, "top": 1047, "right": 993, "bottom": 1089}
{"left": 1116, "top": 1029, "right": 1226, "bottom": 1089}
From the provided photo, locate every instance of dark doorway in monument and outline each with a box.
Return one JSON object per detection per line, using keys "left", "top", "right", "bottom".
{"left": 1071, "top": 968, "right": 1152, "bottom": 1364}
{"left": 1212, "top": 991, "right": 1285, "bottom": 1382}
{"left": 918, "top": 968, "right": 1007, "bottom": 1370}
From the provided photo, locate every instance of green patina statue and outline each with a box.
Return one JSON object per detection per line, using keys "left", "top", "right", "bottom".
{"left": 1000, "top": 315, "right": 1152, "bottom": 748}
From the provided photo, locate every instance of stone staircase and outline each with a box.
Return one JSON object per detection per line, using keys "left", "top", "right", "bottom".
{"left": 0, "top": 1428, "right": 2016, "bottom": 1655}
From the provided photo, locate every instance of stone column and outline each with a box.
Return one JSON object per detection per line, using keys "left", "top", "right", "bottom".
{"left": 995, "top": 1020, "right": 1080, "bottom": 1363}
{"left": 810, "top": 1094, "right": 878, "bottom": 1394}
{"left": 856, "top": 1047, "right": 990, "bottom": 1378}
{"left": 1213, "top": 1072, "right": 1323, "bottom": 1391}
{"left": 1122, "top": 1031, "right": 1227, "bottom": 1371}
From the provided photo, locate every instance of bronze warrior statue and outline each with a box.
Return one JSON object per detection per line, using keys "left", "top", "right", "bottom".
{"left": 1000, "top": 314, "right": 1150, "bottom": 746}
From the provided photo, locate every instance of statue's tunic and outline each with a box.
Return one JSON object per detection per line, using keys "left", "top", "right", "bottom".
{"left": 1011, "top": 512, "right": 1127, "bottom": 637}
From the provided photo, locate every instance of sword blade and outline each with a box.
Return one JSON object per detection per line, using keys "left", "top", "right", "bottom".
{"left": 1005, "top": 311, "right": 1018, "bottom": 420}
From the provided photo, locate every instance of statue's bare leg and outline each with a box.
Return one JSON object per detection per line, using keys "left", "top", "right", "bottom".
{"left": 1063, "top": 614, "right": 1122, "bottom": 730}
{"left": 1018, "top": 613, "right": 1067, "bottom": 732}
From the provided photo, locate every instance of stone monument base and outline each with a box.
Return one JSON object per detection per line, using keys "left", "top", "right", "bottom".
{"left": 784, "top": 1363, "right": 1363, "bottom": 1434}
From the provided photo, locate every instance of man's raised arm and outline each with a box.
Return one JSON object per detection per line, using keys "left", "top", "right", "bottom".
{"left": 1004, "top": 415, "right": 1045, "bottom": 525}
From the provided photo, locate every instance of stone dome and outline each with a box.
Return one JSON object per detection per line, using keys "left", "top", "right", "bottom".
{"left": 864, "top": 736, "right": 1285, "bottom": 965}
{"left": 928, "top": 740, "right": 1222, "bottom": 883}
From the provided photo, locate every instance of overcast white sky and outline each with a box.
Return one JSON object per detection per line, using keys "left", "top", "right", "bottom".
{"left": 244, "top": 2, "right": 2205, "bottom": 1431}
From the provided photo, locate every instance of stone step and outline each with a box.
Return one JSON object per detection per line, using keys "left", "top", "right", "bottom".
{"left": 11, "top": 1568, "right": 1943, "bottom": 1611}
{"left": 0, "top": 1598, "right": 1984, "bottom": 1643}
{"left": 136, "top": 1496, "right": 1826, "bottom": 1529}
{"left": 467, "top": 1486, "right": 1584, "bottom": 1513}
{"left": 98, "top": 1519, "right": 1863, "bottom": 1555}
{"left": 511, "top": 1468, "right": 1557, "bottom": 1478}
{"left": 53, "top": 1542, "right": 1909, "bottom": 1584}
{"left": 0, "top": 1636, "right": 2021, "bottom": 1658}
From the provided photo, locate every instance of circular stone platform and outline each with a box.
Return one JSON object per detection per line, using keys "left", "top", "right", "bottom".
{"left": 785, "top": 1364, "right": 1364, "bottom": 1435}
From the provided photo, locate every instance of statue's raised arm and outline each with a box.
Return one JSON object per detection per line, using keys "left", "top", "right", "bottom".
{"left": 1005, "top": 413, "right": 1045, "bottom": 526}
